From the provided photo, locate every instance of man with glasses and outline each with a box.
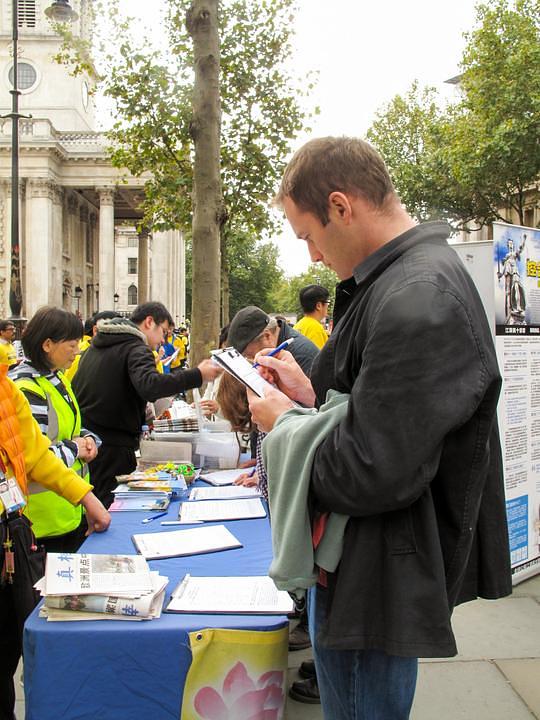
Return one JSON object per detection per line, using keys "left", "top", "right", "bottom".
{"left": 0, "top": 319, "right": 18, "bottom": 368}
{"left": 294, "top": 284, "right": 331, "bottom": 349}
{"left": 73, "top": 302, "right": 221, "bottom": 507}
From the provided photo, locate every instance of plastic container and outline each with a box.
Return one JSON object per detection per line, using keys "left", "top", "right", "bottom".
{"left": 149, "top": 431, "right": 240, "bottom": 469}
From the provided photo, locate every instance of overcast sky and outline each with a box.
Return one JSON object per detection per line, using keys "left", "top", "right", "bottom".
{"left": 119, "top": 0, "right": 480, "bottom": 276}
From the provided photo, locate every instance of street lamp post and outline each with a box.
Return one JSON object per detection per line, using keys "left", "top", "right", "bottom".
{"left": 2, "top": 0, "right": 78, "bottom": 335}
{"left": 72, "top": 285, "right": 83, "bottom": 315}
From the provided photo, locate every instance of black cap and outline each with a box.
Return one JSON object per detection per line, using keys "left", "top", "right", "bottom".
{"left": 228, "top": 306, "right": 270, "bottom": 353}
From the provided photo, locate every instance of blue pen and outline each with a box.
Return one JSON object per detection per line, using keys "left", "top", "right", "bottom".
{"left": 252, "top": 338, "right": 295, "bottom": 368}
{"left": 141, "top": 510, "right": 168, "bottom": 524}
{"left": 247, "top": 466, "right": 257, "bottom": 478}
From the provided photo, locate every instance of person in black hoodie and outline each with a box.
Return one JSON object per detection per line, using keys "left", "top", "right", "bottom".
{"left": 72, "top": 302, "right": 221, "bottom": 507}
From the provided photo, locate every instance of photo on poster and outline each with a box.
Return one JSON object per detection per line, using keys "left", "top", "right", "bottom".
{"left": 493, "top": 222, "right": 540, "bottom": 332}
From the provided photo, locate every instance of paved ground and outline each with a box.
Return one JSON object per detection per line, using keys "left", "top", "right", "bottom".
{"left": 15, "top": 574, "right": 540, "bottom": 719}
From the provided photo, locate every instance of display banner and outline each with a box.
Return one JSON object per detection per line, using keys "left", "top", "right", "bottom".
{"left": 493, "top": 222, "right": 540, "bottom": 583}
{"left": 181, "top": 626, "right": 288, "bottom": 720}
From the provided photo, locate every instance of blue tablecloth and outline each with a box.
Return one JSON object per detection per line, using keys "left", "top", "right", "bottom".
{"left": 23, "top": 492, "right": 287, "bottom": 720}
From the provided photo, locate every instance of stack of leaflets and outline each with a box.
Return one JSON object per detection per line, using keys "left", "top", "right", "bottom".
{"left": 115, "top": 466, "right": 193, "bottom": 499}
{"left": 153, "top": 417, "right": 199, "bottom": 432}
{"left": 109, "top": 488, "right": 171, "bottom": 512}
{"left": 153, "top": 400, "right": 199, "bottom": 432}
{"left": 35, "top": 553, "right": 169, "bottom": 622}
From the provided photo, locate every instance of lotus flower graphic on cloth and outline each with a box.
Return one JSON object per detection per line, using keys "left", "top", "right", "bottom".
{"left": 194, "top": 661, "right": 285, "bottom": 719}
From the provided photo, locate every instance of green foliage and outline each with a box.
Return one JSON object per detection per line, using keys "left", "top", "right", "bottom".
{"left": 367, "top": 0, "right": 540, "bottom": 229}
{"left": 271, "top": 265, "right": 339, "bottom": 316}
{"left": 367, "top": 82, "right": 449, "bottom": 223}
{"left": 228, "top": 239, "right": 284, "bottom": 318}
{"left": 56, "top": 0, "right": 313, "bottom": 234}
{"left": 185, "top": 233, "right": 285, "bottom": 321}
{"left": 55, "top": 0, "right": 314, "bottom": 315}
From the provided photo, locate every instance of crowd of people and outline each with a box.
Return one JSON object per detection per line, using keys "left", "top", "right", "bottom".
{"left": 0, "top": 301, "right": 221, "bottom": 720}
{"left": 0, "top": 135, "right": 513, "bottom": 720}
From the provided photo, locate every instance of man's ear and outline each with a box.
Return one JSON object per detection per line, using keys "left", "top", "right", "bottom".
{"left": 328, "top": 191, "right": 353, "bottom": 223}
{"left": 143, "top": 316, "right": 154, "bottom": 329}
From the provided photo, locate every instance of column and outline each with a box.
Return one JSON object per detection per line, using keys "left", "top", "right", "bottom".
{"left": 150, "top": 230, "right": 170, "bottom": 309}
{"left": 177, "top": 230, "right": 186, "bottom": 322}
{"left": 138, "top": 227, "right": 150, "bottom": 304}
{"left": 49, "top": 186, "right": 64, "bottom": 307}
{"left": 25, "top": 179, "right": 54, "bottom": 318}
{"left": 97, "top": 187, "right": 115, "bottom": 310}
{"left": 78, "top": 205, "right": 89, "bottom": 318}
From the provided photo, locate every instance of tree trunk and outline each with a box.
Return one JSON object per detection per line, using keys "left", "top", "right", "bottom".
{"left": 220, "top": 230, "right": 230, "bottom": 326}
{"left": 186, "top": 0, "right": 222, "bottom": 367}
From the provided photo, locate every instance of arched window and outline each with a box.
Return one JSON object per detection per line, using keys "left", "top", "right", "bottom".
{"left": 128, "top": 284, "right": 138, "bottom": 306}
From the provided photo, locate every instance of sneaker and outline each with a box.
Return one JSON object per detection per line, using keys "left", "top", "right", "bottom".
{"left": 288, "top": 623, "right": 311, "bottom": 651}
{"left": 288, "top": 677, "right": 321, "bottom": 704}
{"left": 298, "top": 659, "right": 316, "bottom": 680}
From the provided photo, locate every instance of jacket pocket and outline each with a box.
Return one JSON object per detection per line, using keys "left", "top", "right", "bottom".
{"left": 384, "top": 507, "right": 417, "bottom": 554}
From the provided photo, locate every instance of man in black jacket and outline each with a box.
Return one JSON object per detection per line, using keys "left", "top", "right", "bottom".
{"left": 73, "top": 302, "right": 221, "bottom": 507}
{"left": 248, "top": 137, "right": 512, "bottom": 720}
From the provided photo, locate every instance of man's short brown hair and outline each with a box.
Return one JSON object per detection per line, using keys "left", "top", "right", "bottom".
{"left": 275, "top": 136, "right": 398, "bottom": 225}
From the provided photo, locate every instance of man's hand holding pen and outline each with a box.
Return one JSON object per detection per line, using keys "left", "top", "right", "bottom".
{"left": 252, "top": 349, "right": 316, "bottom": 407}
{"left": 247, "top": 348, "right": 316, "bottom": 432}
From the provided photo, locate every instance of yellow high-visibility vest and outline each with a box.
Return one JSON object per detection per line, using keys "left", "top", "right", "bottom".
{"left": 14, "top": 373, "right": 90, "bottom": 538}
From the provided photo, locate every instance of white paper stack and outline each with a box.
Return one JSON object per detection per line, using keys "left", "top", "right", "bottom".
{"left": 189, "top": 485, "right": 261, "bottom": 501}
{"left": 166, "top": 575, "right": 294, "bottom": 615}
{"left": 36, "top": 553, "right": 168, "bottom": 622}
{"left": 178, "top": 498, "right": 266, "bottom": 524}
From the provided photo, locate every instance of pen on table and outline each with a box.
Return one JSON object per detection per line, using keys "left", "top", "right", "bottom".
{"left": 252, "top": 337, "right": 295, "bottom": 368}
{"left": 141, "top": 510, "right": 168, "bottom": 524}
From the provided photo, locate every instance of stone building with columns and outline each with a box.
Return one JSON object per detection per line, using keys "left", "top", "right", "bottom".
{"left": 0, "top": 0, "right": 185, "bottom": 322}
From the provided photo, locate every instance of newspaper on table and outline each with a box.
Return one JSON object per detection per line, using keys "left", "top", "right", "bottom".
{"left": 35, "top": 553, "right": 168, "bottom": 621}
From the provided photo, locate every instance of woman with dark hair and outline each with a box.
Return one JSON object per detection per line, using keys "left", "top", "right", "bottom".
{"left": 9, "top": 306, "right": 100, "bottom": 552}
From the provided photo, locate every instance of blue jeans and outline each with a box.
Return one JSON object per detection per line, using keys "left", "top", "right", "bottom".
{"left": 308, "top": 585, "right": 418, "bottom": 720}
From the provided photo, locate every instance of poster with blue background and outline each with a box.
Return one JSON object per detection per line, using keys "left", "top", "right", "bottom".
{"left": 494, "top": 222, "right": 540, "bottom": 334}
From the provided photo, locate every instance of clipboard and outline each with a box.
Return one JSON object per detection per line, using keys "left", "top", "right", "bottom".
{"left": 211, "top": 347, "right": 274, "bottom": 397}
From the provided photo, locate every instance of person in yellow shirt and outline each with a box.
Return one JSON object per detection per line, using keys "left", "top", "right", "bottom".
{"left": 171, "top": 326, "right": 189, "bottom": 371}
{"left": 0, "top": 319, "right": 18, "bottom": 368}
{"left": 0, "top": 353, "right": 110, "bottom": 719}
{"left": 293, "top": 284, "right": 331, "bottom": 350}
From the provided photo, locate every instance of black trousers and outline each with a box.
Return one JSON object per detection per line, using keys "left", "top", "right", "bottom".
{"left": 37, "top": 517, "right": 88, "bottom": 554}
{"left": 88, "top": 444, "right": 137, "bottom": 509}
{"left": 0, "top": 515, "right": 45, "bottom": 720}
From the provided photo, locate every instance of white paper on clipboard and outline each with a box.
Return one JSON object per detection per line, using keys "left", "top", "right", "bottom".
{"left": 211, "top": 347, "right": 274, "bottom": 397}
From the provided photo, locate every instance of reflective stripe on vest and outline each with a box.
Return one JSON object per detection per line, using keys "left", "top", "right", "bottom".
{"left": 14, "top": 373, "right": 89, "bottom": 538}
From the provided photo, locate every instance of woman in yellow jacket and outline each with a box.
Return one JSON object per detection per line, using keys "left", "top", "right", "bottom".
{"left": 9, "top": 307, "right": 100, "bottom": 553}
{"left": 0, "top": 349, "right": 110, "bottom": 720}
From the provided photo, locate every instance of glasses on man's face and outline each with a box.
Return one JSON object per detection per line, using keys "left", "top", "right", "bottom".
{"left": 154, "top": 322, "right": 169, "bottom": 339}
